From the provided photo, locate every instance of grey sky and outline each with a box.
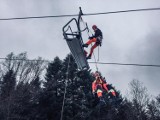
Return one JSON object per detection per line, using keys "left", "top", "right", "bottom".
{"left": 0, "top": 0, "right": 160, "bottom": 96}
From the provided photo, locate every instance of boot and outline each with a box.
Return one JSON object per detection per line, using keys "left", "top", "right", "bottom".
{"left": 86, "top": 54, "right": 91, "bottom": 59}
{"left": 82, "top": 44, "right": 88, "bottom": 48}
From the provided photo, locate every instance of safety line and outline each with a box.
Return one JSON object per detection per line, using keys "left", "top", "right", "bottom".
{"left": 60, "top": 55, "right": 70, "bottom": 120}
{"left": 97, "top": 46, "right": 100, "bottom": 62}
{"left": 0, "top": 7, "right": 160, "bottom": 21}
{"left": 92, "top": 49, "right": 99, "bottom": 71}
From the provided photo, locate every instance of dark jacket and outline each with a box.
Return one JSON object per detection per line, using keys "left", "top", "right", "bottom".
{"left": 93, "top": 28, "right": 103, "bottom": 39}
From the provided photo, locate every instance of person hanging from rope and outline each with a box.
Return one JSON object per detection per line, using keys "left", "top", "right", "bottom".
{"left": 92, "top": 71, "right": 116, "bottom": 101}
{"left": 92, "top": 74, "right": 106, "bottom": 104}
{"left": 83, "top": 25, "right": 103, "bottom": 59}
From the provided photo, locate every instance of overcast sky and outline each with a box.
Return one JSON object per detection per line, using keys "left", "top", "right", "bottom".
{"left": 0, "top": 0, "right": 160, "bottom": 97}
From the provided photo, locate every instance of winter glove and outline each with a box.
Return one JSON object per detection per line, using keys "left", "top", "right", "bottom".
{"left": 89, "top": 36, "right": 94, "bottom": 39}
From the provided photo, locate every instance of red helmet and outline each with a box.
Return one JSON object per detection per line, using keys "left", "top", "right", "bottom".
{"left": 92, "top": 25, "right": 97, "bottom": 29}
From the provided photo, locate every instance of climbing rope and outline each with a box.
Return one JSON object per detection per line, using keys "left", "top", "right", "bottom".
{"left": 92, "top": 47, "right": 99, "bottom": 71}
{"left": 97, "top": 46, "right": 100, "bottom": 62}
{"left": 60, "top": 55, "right": 71, "bottom": 120}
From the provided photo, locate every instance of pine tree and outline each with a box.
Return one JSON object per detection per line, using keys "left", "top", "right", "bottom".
{"left": 38, "top": 56, "right": 63, "bottom": 120}
{"left": 28, "top": 76, "right": 42, "bottom": 119}
{"left": 11, "top": 82, "right": 32, "bottom": 119}
{"left": 60, "top": 54, "right": 93, "bottom": 120}
{"left": 0, "top": 70, "right": 16, "bottom": 99}
{"left": 0, "top": 70, "right": 16, "bottom": 120}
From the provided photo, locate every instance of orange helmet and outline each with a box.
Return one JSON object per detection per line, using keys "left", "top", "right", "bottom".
{"left": 92, "top": 25, "right": 97, "bottom": 29}
{"left": 96, "top": 76, "right": 102, "bottom": 84}
{"left": 95, "top": 71, "right": 100, "bottom": 77}
{"left": 92, "top": 71, "right": 100, "bottom": 79}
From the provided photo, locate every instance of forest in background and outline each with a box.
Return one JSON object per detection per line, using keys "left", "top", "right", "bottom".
{"left": 0, "top": 52, "right": 159, "bottom": 120}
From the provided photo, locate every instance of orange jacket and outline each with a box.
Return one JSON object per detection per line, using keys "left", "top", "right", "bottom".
{"left": 92, "top": 77, "right": 108, "bottom": 93}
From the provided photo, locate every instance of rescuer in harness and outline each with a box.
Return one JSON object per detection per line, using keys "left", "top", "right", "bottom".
{"left": 92, "top": 71, "right": 116, "bottom": 104}
{"left": 83, "top": 25, "right": 103, "bottom": 59}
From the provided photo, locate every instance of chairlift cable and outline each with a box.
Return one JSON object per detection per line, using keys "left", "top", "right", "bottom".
{"left": 0, "top": 7, "right": 160, "bottom": 21}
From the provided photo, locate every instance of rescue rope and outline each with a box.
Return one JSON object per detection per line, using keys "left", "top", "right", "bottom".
{"left": 92, "top": 48, "right": 99, "bottom": 71}
{"left": 60, "top": 55, "right": 71, "bottom": 120}
{"left": 97, "top": 46, "right": 100, "bottom": 62}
